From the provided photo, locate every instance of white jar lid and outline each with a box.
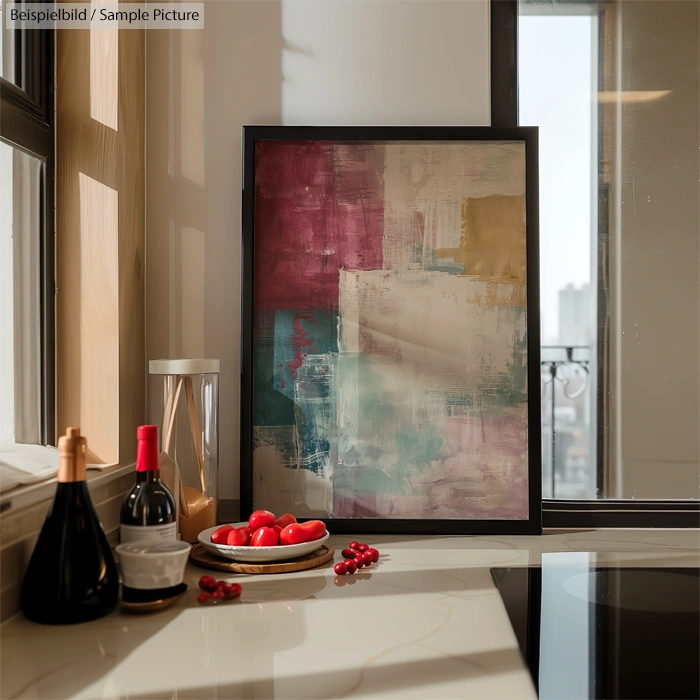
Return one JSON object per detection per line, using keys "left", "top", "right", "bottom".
{"left": 149, "top": 358, "right": 220, "bottom": 375}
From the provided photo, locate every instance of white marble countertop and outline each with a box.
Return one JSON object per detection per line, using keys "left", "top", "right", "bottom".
{"left": 2, "top": 529, "right": 698, "bottom": 699}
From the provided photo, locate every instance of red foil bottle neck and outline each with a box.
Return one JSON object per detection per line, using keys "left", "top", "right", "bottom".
{"left": 136, "top": 426, "right": 159, "bottom": 472}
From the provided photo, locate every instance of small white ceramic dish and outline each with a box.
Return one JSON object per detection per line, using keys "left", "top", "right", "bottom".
{"left": 116, "top": 540, "right": 191, "bottom": 590}
{"left": 198, "top": 522, "right": 329, "bottom": 563}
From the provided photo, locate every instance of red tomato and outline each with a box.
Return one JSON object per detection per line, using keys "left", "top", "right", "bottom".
{"left": 211, "top": 524, "right": 234, "bottom": 544}
{"left": 302, "top": 520, "right": 327, "bottom": 541}
{"left": 279, "top": 523, "right": 305, "bottom": 545}
{"left": 250, "top": 526, "right": 279, "bottom": 547}
{"left": 272, "top": 524, "right": 283, "bottom": 535}
{"left": 227, "top": 526, "right": 252, "bottom": 546}
{"left": 248, "top": 510, "right": 276, "bottom": 531}
{"left": 275, "top": 513, "right": 297, "bottom": 529}
{"left": 279, "top": 520, "right": 327, "bottom": 546}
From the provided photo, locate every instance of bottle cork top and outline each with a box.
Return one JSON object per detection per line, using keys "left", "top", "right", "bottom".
{"left": 57, "top": 427, "right": 87, "bottom": 482}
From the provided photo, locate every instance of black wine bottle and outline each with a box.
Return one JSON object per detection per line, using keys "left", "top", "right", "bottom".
{"left": 21, "top": 428, "right": 119, "bottom": 624}
{"left": 119, "top": 425, "right": 177, "bottom": 543}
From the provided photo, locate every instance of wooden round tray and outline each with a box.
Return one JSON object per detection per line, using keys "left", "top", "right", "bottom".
{"left": 189, "top": 544, "right": 335, "bottom": 575}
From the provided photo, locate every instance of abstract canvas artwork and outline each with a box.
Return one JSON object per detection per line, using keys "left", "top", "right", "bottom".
{"left": 241, "top": 127, "right": 540, "bottom": 533}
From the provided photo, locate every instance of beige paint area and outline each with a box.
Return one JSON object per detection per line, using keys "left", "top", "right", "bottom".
{"left": 380, "top": 142, "right": 527, "bottom": 308}
{"left": 338, "top": 270, "right": 524, "bottom": 395}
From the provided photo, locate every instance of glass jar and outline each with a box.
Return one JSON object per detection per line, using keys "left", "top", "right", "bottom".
{"left": 148, "top": 359, "right": 219, "bottom": 542}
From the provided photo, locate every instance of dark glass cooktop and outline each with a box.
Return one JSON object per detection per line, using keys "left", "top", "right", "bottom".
{"left": 491, "top": 560, "right": 700, "bottom": 699}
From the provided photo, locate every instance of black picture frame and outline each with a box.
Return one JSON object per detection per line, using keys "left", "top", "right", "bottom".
{"left": 241, "top": 125, "right": 542, "bottom": 535}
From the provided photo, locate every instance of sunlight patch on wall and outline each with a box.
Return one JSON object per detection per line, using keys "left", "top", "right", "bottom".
{"left": 79, "top": 172, "right": 119, "bottom": 463}
{"left": 90, "top": 0, "right": 118, "bottom": 130}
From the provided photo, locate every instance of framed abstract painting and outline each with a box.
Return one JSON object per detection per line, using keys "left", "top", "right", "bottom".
{"left": 241, "top": 126, "right": 541, "bottom": 534}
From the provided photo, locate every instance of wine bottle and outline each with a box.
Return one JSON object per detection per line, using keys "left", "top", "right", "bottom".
{"left": 21, "top": 428, "right": 119, "bottom": 624}
{"left": 120, "top": 425, "right": 177, "bottom": 543}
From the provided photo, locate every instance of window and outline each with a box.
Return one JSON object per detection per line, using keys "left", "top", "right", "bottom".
{"left": 493, "top": 0, "right": 699, "bottom": 521}
{"left": 520, "top": 8, "right": 598, "bottom": 499}
{"left": 0, "top": 16, "right": 54, "bottom": 446}
{"left": 0, "top": 142, "right": 43, "bottom": 443}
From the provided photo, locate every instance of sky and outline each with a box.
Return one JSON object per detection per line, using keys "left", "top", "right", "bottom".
{"left": 519, "top": 14, "right": 596, "bottom": 344}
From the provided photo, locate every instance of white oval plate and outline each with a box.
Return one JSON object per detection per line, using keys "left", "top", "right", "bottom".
{"left": 197, "top": 522, "right": 329, "bottom": 563}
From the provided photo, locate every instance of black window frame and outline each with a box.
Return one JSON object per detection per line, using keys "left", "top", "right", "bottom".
{"left": 0, "top": 13, "right": 55, "bottom": 446}
{"left": 491, "top": 0, "right": 699, "bottom": 528}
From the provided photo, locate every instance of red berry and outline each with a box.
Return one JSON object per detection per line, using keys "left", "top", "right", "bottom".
{"left": 198, "top": 576, "right": 213, "bottom": 590}
{"left": 196, "top": 593, "right": 210, "bottom": 603}
{"left": 366, "top": 547, "right": 379, "bottom": 563}
{"left": 212, "top": 589, "right": 226, "bottom": 599}
{"left": 356, "top": 543, "right": 369, "bottom": 552}
{"left": 221, "top": 583, "right": 241, "bottom": 597}
{"left": 349, "top": 541, "right": 360, "bottom": 550}
{"left": 216, "top": 580, "right": 228, "bottom": 589}
{"left": 344, "top": 558, "right": 357, "bottom": 574}
{"left": 355, "top": 554, "right": 365, "bottom": 568}
{"left": 199, "top": 576, "right": 218, "bottom": 592}
{"left": 341, "top": 548, "right": 357, "bottom": 559}
{"left": 334, "top": 561, "right": 348, "bottom": 575}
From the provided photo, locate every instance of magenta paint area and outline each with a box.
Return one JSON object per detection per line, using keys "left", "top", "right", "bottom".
{"left": 254, "top": 140, "right": 385, "bottom": 311}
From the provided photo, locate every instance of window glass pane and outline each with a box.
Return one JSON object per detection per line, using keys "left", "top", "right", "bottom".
{"left": 0, "top": 1, "right": 16, "bottom": 85}
{"left": 520, "top": 11, "right": 597, "bottom": 499}
{"left": 0, "top": 139, "right": 42, "bottom": 444}
{"left": 519, "top": 1, "right": 700, "bottom": 500}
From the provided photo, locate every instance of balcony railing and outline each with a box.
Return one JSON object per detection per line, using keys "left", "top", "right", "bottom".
{"left": 541, "top": 345, "right": 594, "bottom": 499}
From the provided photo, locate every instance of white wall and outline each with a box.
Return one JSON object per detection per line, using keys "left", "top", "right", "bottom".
{"left": 281, "top": 1, "right": 489, "bottom": 126}
{"left": 146, "top": 0, "right": 491, "bottom": 500}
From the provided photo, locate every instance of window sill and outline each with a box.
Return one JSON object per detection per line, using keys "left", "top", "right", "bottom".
{"left": 0, "top": 462, "right": 136, "bottom": 517}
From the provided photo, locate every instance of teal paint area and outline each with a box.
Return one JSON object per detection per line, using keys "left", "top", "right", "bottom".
{"left": 394, "top": 421, "right": 443, "bottom": 474}
{"left": 253, "top": 309, "right": 338, "bottom": 428}
{"left": 333, "top": 353, "right": 443, "bottom": 502}
{"left": 294, "top": 354, "right": 336, "bottom": 476}
{"left": 254, "top": 309, "right": 338, "bottom": 475}
{"left": 273, "top": 310, "right": 338, "bottom": 400}
{"left": 253, "top": 312, "right": 296, "bottom": 426}
{"left": 423, "top": 247, "right": 465, "bottom": 275}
